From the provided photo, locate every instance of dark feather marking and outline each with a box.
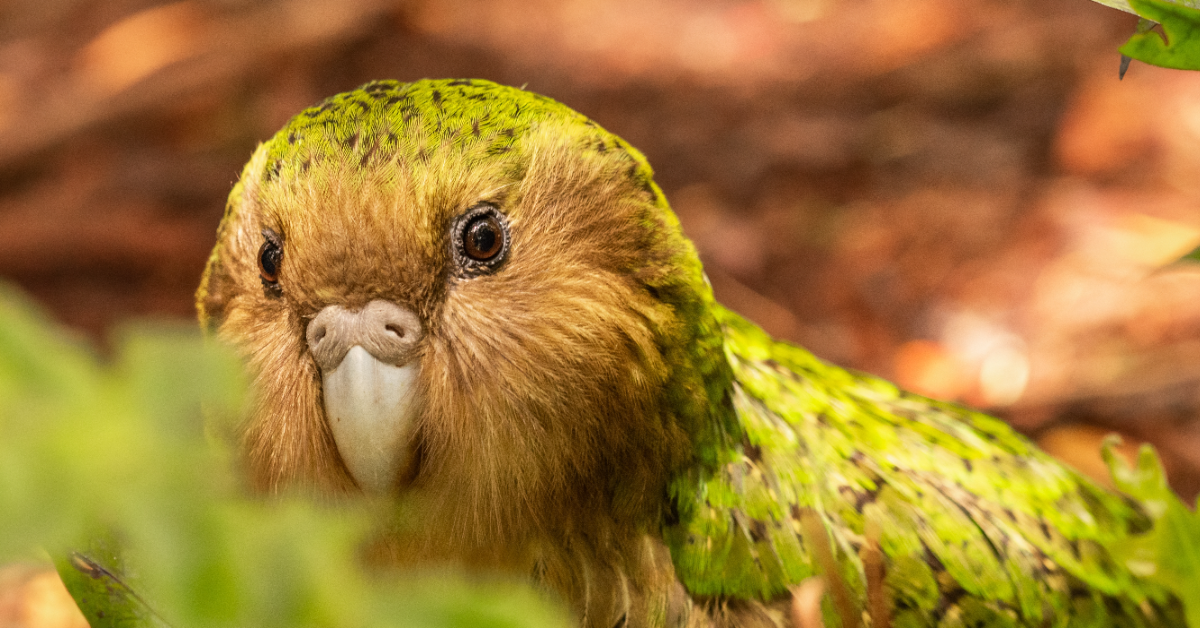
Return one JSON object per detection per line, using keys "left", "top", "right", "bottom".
{"left": 922, "top": 544, "right": 945, "bottom": 574}
{"left": 530, "top": 558, "right": 548, "bottom": 584}
{"left": 743, "top": 439, "right": 762, "bottom": 463}
{"left": 1068, "top": 538, "right": 1082, "bottom": 561}
{"left": 628, "top": 163, "right": 655, "bottom": 196}
{"left": 359, "top": 137, "right": 380, "bottom": 168}
{"left": 664, "top": 496, "right": 680, "bottom": 526}
{"left": 1067, "top": 580, "right": 1096, "bottom": 600}
{"left": 748, "top": 518, "right": 769, "bottom": 543}
{"left": 854, "top": 485, "right": 882, "bottom": 513}
{"left": 932, "top": 584, "right": 967, "bottom": 624}
{"left": 721, "top": 389, "right": 736, "bottom": 414}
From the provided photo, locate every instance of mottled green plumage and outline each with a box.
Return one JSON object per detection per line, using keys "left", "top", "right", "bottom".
{"left": 193, "top": 79, "right": 1189, "bottom": 628}
{"left": 671, "top": 308, "right": 1183, "bottom": 626}
{"left": 261, "top": 78, "right": 590, "bottom": 179}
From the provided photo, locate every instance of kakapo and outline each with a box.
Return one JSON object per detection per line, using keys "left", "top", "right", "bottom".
{"left": 195, "top": 79, "right": 1185, "bottom": 628}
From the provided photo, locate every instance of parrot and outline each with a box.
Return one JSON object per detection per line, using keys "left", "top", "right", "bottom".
{"left": 195, "top": 78, "right": 1186, "bottom": 628}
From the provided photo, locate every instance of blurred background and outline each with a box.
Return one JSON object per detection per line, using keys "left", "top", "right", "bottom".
{"left": 3, "top": 0, "right": 1200, "bottom": 622}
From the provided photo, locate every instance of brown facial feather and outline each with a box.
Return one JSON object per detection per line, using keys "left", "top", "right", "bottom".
{"left": 201, "top": 117, "right": 696, "bottom": 551}
{"left": 196, "top": 79, "right": 744, "bottom": 627}
{"left": 201, "top": 145, "right": 359, "bottom": 494}
{"left": 416, "top": 124, "right": 692, "bottom": 550}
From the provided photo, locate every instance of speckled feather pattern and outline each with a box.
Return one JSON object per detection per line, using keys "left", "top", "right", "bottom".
{"left": 668, "top": 308, "right": 1184, "bottom": 627}
{"left": 262, "top": 80, "right": 586, "bottom": 184}
{"left": 197, "top": 80, "right": 1185, "bottom": 628}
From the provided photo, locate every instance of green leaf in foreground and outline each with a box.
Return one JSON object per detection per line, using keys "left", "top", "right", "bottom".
{"left": 1177, "top": 243, "right": 1200, "bottom": 264}
{"left": 0, "top": 282, "right": 571, "bottom": 628}
{"left": 1103, "top": 437, "right": 1200, "bottom": 627}
{"left": 1121, "top": 0, "right": 1200, "bottom": 70}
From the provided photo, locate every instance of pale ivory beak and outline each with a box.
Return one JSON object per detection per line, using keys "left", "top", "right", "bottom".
{"left": 306, "top": 301, "right": 424, "bottom": 493}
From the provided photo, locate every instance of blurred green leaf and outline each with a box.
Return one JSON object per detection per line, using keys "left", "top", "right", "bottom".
{"left": 1103, "top": 437, "right": 1200, "bottom": 627}
{"left": 0, "top": 282, "right": 571, "bottom": 628}
{"left": 1094, "top": 0, "right": 1200, "bottom": 15}
{"left": 57, "top": 534, "right": 170, "bottom": 628}
{"left": 1120, "top": 0, "right": 1200, "bottom": 70}
{"left": 1177, "top": 243, "right": 1200, "bottom": 264}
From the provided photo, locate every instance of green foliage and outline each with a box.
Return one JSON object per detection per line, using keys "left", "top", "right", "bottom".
{"left": 1103, "top": 438, "right": 1200, "bottom": 628}
{"left": 0, "top": 282, "right": 570, "bottom": 628}
{"left": 1120, "top": 0, "right": 1200, "bottom": 71}
{"left": 1178, "top": 243, "right": 1200, "bottom": 264}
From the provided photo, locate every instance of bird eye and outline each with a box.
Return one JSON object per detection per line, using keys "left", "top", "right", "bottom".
{"left": 452, "top": 204, "right": 509, "bottom": 273}
{"left": 463, "top": 215, "right": 502, "bottom": 261}
{"left": 258, "top": 229, "right": 283, "bottom": 294}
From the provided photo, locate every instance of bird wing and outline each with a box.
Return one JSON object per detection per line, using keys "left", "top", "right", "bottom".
{"left": 665, "top": 306, "right": 1182, "bottom": 627}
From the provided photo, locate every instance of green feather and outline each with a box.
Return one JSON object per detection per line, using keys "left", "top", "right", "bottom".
{"left": 260, "top": 79, "right": 591, "bottom": 186}
{"left": 667, "top": 305, "right": 1185, "bottom": 626}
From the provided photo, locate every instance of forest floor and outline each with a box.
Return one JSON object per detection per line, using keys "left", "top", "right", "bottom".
{"left": 2, "top": 0, "right": 1200, "bottom": 623}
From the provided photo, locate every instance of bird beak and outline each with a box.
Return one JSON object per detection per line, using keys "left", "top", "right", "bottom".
{"left": 306, "top": 301, "right": 424, "bottom": 493}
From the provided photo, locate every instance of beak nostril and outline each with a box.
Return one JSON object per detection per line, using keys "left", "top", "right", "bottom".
{"left": 309, "top": 301, "right": 421, "bottom": 370}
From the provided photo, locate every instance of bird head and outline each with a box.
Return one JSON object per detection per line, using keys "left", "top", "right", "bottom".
{"left": 197, "top": 79, "right": 733, "bottom": 546}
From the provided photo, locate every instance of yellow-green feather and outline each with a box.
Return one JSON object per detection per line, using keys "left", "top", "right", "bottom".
{"left": 263, "top": 79, "right": 587, "bottom": 176}
{"left": 665, "top": 306, "right": 1185, "bottom": 626}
